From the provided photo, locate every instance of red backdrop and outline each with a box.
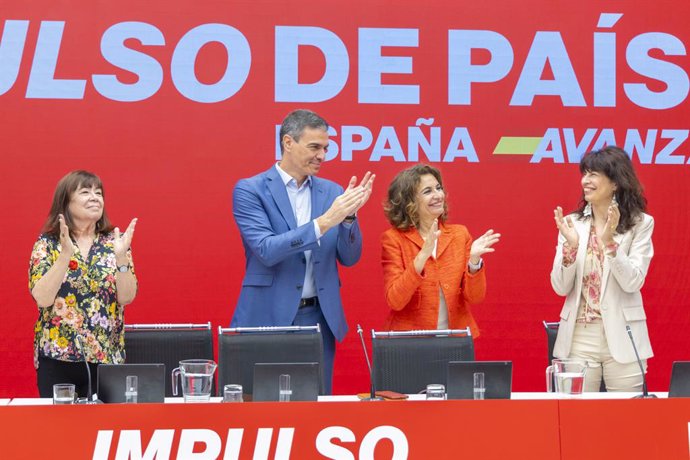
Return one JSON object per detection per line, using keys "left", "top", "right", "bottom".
{"left": 1, "top": 0, "right": 689, "bottom": 396}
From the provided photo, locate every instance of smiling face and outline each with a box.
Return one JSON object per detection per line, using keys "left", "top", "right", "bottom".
{"left": 581, "top": 170, "right": 617, "bottom": 206}
{"left": 68, "top": 184, "right": 104, "bottom": 224}
{"left": 279, "top": 127, "right": 329, "bottom": 184}
{"left": 414, "top": 174, "right": 445, "bottom": 227}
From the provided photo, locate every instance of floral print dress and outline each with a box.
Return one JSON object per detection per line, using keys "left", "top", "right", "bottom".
{"left": 29, "top": 233, "right": 134, "bottom": 368}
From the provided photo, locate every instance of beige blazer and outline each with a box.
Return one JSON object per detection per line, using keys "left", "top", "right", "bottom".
{"left": 550, "top": 213, "right": 654, "bottom": 363}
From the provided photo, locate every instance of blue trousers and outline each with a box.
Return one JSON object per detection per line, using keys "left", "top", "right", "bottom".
{"left": 292, "top": 304, "right": 335, "bottom": 394}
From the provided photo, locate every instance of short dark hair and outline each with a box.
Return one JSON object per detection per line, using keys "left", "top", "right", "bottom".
{"left": 41, "top": 170, "right": 114, "bottom": 237}
{"left": 384, "top": 164, "right": 448, "bottom": 230}
{"left": 279, "top": 109, "right": 329, "bottom": 154}
{"left": 576, "top": 146, "right": 647, "bottom": 233}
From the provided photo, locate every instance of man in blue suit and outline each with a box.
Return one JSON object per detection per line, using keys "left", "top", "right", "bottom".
{"left": 231, "top": 109, "right": 375, "bottom": 393}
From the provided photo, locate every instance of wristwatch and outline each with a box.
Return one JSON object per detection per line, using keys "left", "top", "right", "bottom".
{"left": 117, "top": 264, "right": 130, "bottom": 273}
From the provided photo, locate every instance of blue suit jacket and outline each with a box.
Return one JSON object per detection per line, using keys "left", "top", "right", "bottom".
{"left": 230, "top": 166, "right": 362, "bottom": 341}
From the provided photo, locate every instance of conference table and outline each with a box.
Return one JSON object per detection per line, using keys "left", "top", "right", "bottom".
{"left": 1, "top": 393, "right": 688, "bottom": 459}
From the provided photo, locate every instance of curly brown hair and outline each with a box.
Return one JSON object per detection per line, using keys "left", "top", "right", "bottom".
{"left": 384, "top": 164, "right": 448, "bottom": 230}
{"left": 576, "top": 146, "right": 647, "bottom": 233}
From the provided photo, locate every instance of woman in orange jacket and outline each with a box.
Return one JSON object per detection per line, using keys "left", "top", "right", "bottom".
{"left": 381, "top": 164, "right": 500, "bottom": 336}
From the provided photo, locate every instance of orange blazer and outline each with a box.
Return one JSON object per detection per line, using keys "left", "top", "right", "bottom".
{"left": 381, "top": 223, "right": 486, "bottom": 337}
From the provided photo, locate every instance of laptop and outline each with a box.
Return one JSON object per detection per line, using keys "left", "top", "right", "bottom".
{"left": 668, "top": 361, "right": 690, "bottom": 398}
{"left": 252, "top": 362, "right": 320, "bottom": 402}
{"left": 446, "top": 361, "right": 513, "bottom": 400}
{"left": 97, "top": 363, "right": 166, "bottom": 403}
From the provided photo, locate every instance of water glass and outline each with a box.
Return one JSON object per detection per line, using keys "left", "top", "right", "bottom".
{"left": 426, "top": 383, "right": 446, "bottom": 400}
{"left": 223, "top": 384, "right": 244, "bottom": 402}
{"left": 279, "top": 374, "right": 292, "bottom": 402}
{"left": 53, "top": 383, "right": 75, "bottom": 405}
{"left": 473, "top": 372, "right": 485, "bottom": 400}
{"left": 125, "top": 375, "right": 138, "bottom": 404}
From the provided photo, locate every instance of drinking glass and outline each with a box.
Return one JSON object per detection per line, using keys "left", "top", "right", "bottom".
{"left": 223, "top": 384, "right": 244, "bottom": 402}
{"left": 279, "top": 374, "right": 291, "bottom": 402}
{"left": 473, "top": 372, "right": 485, "bottom": 400}
{"left": 125, "top": 375, "right": 138, "bottom": 403}
{"left": 53, "top": 383, "right": 75, "bottom": 405}
{"left": 426, "top": 383, "right": 446, "bottom": 400}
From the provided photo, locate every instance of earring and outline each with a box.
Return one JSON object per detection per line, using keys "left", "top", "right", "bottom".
{"left": 583, "top": 203, "right": 592, "bottom": 217}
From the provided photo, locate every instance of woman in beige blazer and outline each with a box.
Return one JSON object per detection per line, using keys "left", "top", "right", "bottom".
{"left": 551, "top": 146, "right": 654, "bottom": 392}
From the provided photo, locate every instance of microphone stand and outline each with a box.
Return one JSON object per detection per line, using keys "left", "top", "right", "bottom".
{"left": 357, "top": 325, "right": 384, "bottom": 401}
{"left": 625, "top": 325, "right": 657, "bottom": 399}
{"left": 74, "top": 336, "right": 102, "bottom": 404}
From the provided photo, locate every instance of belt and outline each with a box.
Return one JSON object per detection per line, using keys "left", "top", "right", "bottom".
{"left": 298, "top": 297, "right": 319, "bottom": 308}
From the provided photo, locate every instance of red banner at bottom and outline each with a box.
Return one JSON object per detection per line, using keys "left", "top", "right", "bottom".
{"left": 0, "top": 399, "right": 688, "bottom": 459}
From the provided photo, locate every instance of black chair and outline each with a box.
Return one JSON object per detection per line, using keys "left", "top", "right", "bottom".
{"left": 544, "top": 320, "right": 560, "bottom": 392}
{"left": 371, "top": 328, "right": 474, "bottom": 394}
{"left": 668, "top": 361, "right": 690, "bottom": 397}
{"left": 124, "top": 322, "right": 214, "bottom": 397}
{"left": 217, "top": 325, "right": 324, "bottom": 397}
{"left": 543, "top": 321, "right": 559, "bottom": 365}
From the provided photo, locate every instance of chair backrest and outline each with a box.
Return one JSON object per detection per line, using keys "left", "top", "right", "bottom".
{"left": 124, "top": 323, "right": 214, "bottom": 397}
{"left": 543, "top": 321, "right": 559, "bottom": 364}
{"left": 371, "top": 328, "right": 474, "bottom": 394}
{"left": 217, "top": 325, "right": 324, "bottom": 397}
{"left": 668, "top": 361, "right": 690, "bottom": 397}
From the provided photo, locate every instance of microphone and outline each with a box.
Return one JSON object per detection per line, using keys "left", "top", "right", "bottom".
{"left": 74, "top": 335, "right": 102, "bottom": 404}
{"left": 625, "top": 325, "right": 657, "bottom": 399}
{"left": 356, "top": 325, "right": 384, "bottom": 401}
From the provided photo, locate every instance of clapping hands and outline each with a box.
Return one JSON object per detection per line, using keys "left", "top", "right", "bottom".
{"left": 318, "top": 172, "right": 376, "bottom": 233}
{"left": 470, "top": 229, "right": 501, "bottom": 264}
{"left": 113, "top": 218, "right": 138, "bottom": 259}
{"left": 58, "top": 214, "right": 76, "bottom": 257}
{"left": 554, "top": 206, "right": 579, "bottom": 248}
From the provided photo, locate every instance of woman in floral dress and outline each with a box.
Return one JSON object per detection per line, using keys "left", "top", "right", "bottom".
{"left": 29, "top": 170, "right": 138, "bottom": 398}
